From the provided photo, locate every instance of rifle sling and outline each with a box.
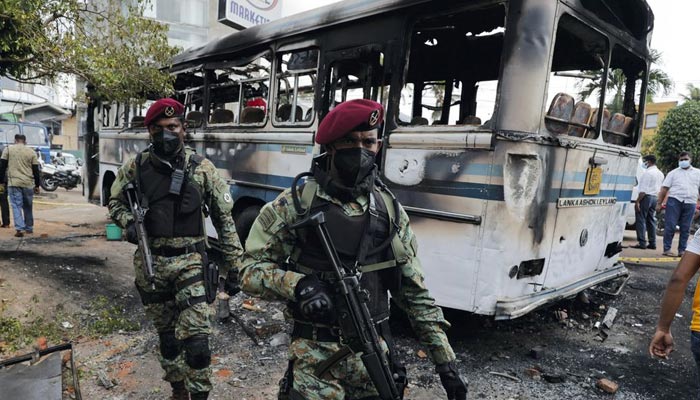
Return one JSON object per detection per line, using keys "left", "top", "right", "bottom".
{"left": 312, "top": 321, "right": 404, "bottom": 382}
{"left": 313, "top": 345, "right": 353, "bottom": 379}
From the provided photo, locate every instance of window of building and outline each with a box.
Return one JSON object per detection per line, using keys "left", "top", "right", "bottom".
{"left": 207, "top": 53, "right": 272, "bottom": 126}
{"left": 398, "top": 5, "right": 505, "bottom": 127}
{"left": 145, "top": 0, "right": 208, "bottom": 27}
{"left": 545, "top": 14, "right": 608, "bottom": 139}
{"left": 645, "top": 113, "right": 658, "bottom": 129}
{"left": 273, "top": 49, "right": 318, "bottom": 125}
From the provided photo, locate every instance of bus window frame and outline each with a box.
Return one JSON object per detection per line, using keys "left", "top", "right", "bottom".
{"left": 543, "top": 11, "right": 611, "bottom": 142}
{"left": 204, "top": 50, "right": 272, "bottom": 128}
{"left": 600, "top": 42, "right": 647, "bottom": 147}
{"left": 271, "top": 47, "right": 319, "bottom": 128}
{"left": 173, "top": 65, "right": 207, "bottom": 124}
{"left": 391, "top": 3, "right": 508, "bottom": 131}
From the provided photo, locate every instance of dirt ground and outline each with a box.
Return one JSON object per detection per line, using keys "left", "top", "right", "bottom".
{"left": 0, "top": 190, "right": 698, "bottom": 399}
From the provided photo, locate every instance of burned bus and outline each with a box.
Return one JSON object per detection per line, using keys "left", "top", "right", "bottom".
{"left": 95, "top": 0, "right": 653, "bottom": 319}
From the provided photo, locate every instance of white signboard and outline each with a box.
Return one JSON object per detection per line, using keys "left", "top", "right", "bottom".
{"left": 557, "top": 197, "right": 617, "bottom": 208}
{"left": 218, "top": 0, "right": 282, "bottom": 30}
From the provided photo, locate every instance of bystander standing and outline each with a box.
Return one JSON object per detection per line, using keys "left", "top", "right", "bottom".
{"left": 657, "top": 151, "right": 700, "bottom": 257}
{"left": 0, "top": 134, "right": 41, "bottom": 237}
{"left": 632, "top": 155, "right": 665, "bottom": 250}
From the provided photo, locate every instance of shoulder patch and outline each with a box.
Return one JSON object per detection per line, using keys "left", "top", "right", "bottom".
{"left": 258, "top": 207, "right": 277, "bottom": 232}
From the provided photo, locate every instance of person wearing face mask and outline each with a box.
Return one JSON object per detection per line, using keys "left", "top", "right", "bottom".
{"left": 631, "top": 155, "right": 665, "bottom": 250}
{"left": 239, "top": 99, "right": 467, "bottom": 400}
{"left": 107, "top": 98, "right": 244, "bottom": 400}
{"left": 657, "top": 151, "right": 700, "bottom": 257}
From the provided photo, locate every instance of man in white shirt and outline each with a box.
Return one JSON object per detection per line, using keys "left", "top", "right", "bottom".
{"left": 657, "top": 151, "right": 700, "bottom": 257}
{"left": 632, "top": 155, "right": 665, "bottom": 250}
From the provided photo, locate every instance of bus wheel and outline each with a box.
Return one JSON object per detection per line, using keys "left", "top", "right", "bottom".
{"left": 235, "top": 205, "right": 262, "bottom": 248}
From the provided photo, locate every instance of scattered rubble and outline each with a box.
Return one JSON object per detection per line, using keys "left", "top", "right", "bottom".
{"left": 597, "top": 378, "right": 620, "bottom": 394}
{"left": 602, "top": 307, "right": 619, "bottom": 329}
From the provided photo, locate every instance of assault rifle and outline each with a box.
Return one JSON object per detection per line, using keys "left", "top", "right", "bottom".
{"left": 124, "top": 182, "right": 155, "bottom": 289}
{"left": 290, "top": 211, "right": 403, "bottom": 400}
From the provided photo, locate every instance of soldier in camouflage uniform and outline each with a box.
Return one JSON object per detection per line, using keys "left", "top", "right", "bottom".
{"left": 109, "top": 98, "right": 243, "bottom": 400}
{"left": 239, "top": 99, "right": 468, "bottom": 400}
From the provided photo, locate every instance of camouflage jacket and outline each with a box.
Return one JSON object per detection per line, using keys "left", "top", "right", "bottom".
{"left": 239, "top": 181, "right": 457, "bottom": 365}
{"left": 108, "top": 147, "right": 243, "bottom": 269}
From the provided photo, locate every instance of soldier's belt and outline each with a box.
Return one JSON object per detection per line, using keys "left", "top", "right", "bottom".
{"left": 291, "top": 323, "right": 342, "bottom": 343}
{"left": 152, "top": 242, "right": 203, "bottom": 257}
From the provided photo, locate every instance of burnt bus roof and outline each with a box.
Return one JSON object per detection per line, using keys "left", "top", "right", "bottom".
{"left": 171, "top": 0, "right": 437, "bottom": 70}
{"left": 171, "top": 0, "right": 653, "bottom": 71}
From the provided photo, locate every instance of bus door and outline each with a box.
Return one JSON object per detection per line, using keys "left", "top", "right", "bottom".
{"left": 542, "top": 15, "right": 644, "bottom": 290}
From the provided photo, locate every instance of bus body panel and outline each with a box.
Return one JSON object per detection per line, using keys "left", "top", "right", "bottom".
{"left": 93, "top": 0, "right": 654, "bottom": 318}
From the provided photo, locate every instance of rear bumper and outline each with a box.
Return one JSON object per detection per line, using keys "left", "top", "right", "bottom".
{"left": 494, "top": 262, "right": 629, "bottom": 320}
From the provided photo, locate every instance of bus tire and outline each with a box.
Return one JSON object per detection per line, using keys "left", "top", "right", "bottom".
{"left": 235, "top": 205, "right": 262, "bottom": 249}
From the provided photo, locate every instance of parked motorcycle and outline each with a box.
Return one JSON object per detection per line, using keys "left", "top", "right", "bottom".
{"left": 39, "top": 159, "right": 81, "bottom": 191}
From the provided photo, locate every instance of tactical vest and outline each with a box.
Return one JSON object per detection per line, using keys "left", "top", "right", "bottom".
{"left": 291, "top": 181, "right": 410, "bottom": 324}
{"left": 136, "top": 152, "right": 205, "bottom": 238}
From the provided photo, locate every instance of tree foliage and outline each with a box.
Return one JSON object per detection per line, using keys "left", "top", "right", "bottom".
{"left": 577, "top": 49, "right": 673, "bottom": 112}
{"left": 682, "top": 84, "right": 700, "bottom": 102}
{"left": 0, "top": 0, "right": 178, "bottom": 102}
{"left": 654, "top": 101, "right": 700, "bottom": 173}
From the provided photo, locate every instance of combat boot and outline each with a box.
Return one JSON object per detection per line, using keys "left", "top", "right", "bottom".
{"left": 190, "top": 392, "right": 209, "bottom": 400}
{"left": 170, "top": 381, "right": 188, "bottom": 400}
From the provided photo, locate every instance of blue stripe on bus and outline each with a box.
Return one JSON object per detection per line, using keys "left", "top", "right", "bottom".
{"left": 230, "top": 171, "right": 633, "bottom": 203}
{"left": 422, "top": 161, "right": 635, "bottom": 185}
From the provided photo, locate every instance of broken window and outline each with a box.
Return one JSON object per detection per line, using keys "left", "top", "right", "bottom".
{"left": 545, "top": 14, "right": 608, "bottom": 139}
{"left": 325, "top": 52, "right": 388, "bottom": 113}
{"left": 273, "top": 49, "right": 318, "bottom": 125}
{"left": 206, "top": 52, "right": 271, "bottom": 125}
{"left": 173, "top": 69, "right": 205, "bottom": 128}
{"left": 399, "top": 5, "right": 505, "bottom": 127}
{"left": 602, "top": 45, "right": 644, "bottom": 146}
{"left": 100, "top": 102, "right": 128, "bottom": 128}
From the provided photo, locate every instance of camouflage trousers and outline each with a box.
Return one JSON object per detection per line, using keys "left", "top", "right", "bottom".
{"left": 134, "top": 250, "right": 213, "bottom": 394}
{"left": 288, "top": 337, "right": 391, "bottom": 400}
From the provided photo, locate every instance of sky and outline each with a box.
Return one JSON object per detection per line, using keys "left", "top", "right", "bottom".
{"left": 282, "top": 0, "right": 698, "bottom": 104}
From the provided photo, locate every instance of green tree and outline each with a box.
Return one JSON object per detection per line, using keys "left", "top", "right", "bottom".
{"left": 0, "top": 0, "right": 178, "bottom": 102}
{"left": 682, "top": 83, "right": 700, "bottom": 102}
{"left": 654, "top": 101, "right": 700, "bottom": 173}
{"left": 577, "top": 49, "right": 673, "bottom": 112}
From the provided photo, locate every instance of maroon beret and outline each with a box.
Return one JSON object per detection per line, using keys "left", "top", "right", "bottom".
{"left": 316, "top": 99, "right": 384, "bottom": 145}
{"left": 144, "top": 98, "right": 185, "bottom": 127}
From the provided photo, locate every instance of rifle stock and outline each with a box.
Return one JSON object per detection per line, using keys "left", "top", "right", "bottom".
{"left": 290, "top": 211, "right": 402, "bottom": 400}
{"left": 125, "top": 182, "right": 155, "bottom": 289}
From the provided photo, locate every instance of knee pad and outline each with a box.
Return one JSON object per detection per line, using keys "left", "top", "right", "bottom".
{"left": 159, "top": 331, "right": 182, "bottom": 361}
{"left": 184, "top": 334, "right": 211, "bottom": 370}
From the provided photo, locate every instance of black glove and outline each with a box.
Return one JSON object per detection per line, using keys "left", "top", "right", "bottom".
{"left": 436, "top": 362, "right": 468, "bottom": 400}
{"left": 224, "top": 270, "right": 240, "bottom": 296}
{"left": 125, "top": 223, "right": 138, "bottom": 244}
{"left": 294, "top": 275, "right": 335, "bottom": 322}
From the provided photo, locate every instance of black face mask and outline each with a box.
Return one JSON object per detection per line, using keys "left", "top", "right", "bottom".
{"left": 151, "top": 129, "right": 182, "bottom": 159}
{"left": 333, "top": 148, "right": 376, "bottom": 186}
